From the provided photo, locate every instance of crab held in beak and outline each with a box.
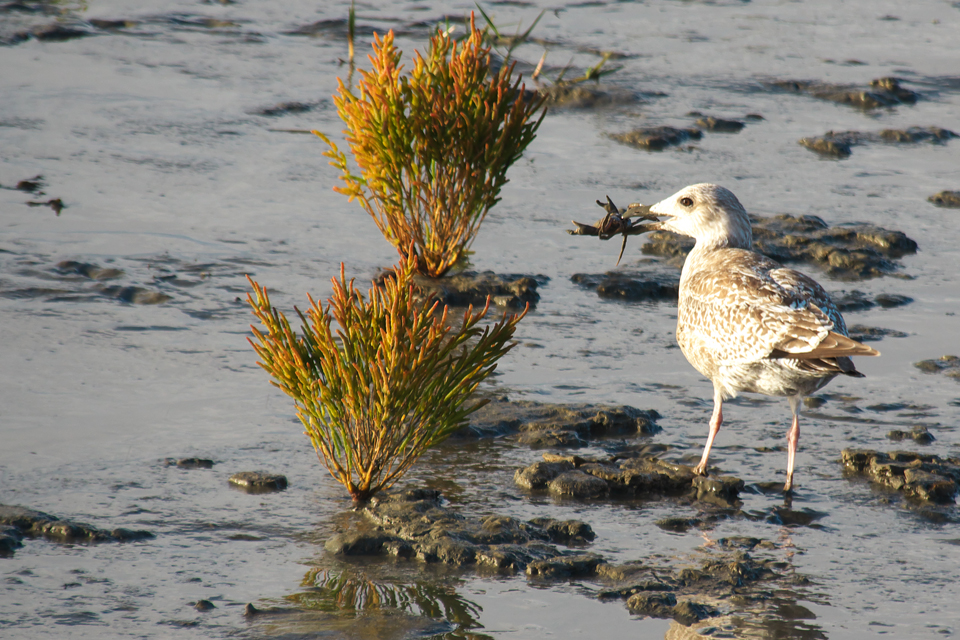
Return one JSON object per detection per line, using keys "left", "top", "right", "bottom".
{"left": 567, "top": 196, "right": 662, "bottom": 265}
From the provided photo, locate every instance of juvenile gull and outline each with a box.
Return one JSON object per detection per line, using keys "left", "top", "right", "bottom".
{"left": 647, "top": 184, "right": 879, "bottom": 491}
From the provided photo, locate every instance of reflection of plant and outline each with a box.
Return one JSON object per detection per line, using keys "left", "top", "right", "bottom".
{"left": 247, "top": 253, "right": 525, "bottom": 502}
{"left": 291, "top": 568, "right": 492, "bottom": 639}
{"left": 315, "top": 14, "right": 545, "bottom": 278}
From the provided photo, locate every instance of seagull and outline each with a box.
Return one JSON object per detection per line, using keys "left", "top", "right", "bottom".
{"left": 645, "top": 183, "right": 879, "bottom": 492}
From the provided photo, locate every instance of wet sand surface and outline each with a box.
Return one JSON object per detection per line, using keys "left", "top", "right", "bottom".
{"left": 2, "top": 0, "right": 960, "bottom": 638}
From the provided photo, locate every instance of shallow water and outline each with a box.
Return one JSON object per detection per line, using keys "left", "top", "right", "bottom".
{"left": 2, "top": 0, "right": 960, "bottom": 638}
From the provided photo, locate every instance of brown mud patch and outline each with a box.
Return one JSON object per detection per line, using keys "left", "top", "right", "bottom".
{"left": 537, "top": 82, "right": 645, "bottom": 109}
{"left": 602, "top": 538, "right": 820, "bottom": 636}
{"left": 846, "top": 324, "right": 908, "bottom": 342}
{"left": 4, "top": 23, "right": 92, "bottom": 45}
{"left": 886, "top": 426, "right": 935, "bottom": 445}
{"left": 321, "top": 489, "right": 821, "bottom": 637}
{"left": 0, "top": 254, "right": 261, "bottom": 311}
{"left": 324, "top": 488, "right": 595, "bottom": 572}
{"left": 391, "top": 271, "right": 546, "bottom": 310}
{"left": 515, "top": 452, "right": 744, "bottom": 507}
{"left": 229, "top": 471, "right": 289, "bottom": 493}
{"left": 768, "top": 76, "right": 919, "bottom": 109}
{"left": 164, "top": 457, "right": 214, "bottom": 469}
{"left": 693, "top": 116, "right": 742, "bottom": 132}
{"left": 571, "top": 269, "right": 679, "bottom": 303}
{"left": 461, "top": 396, "right": 661, "bottom": 444}
{"left": 688, "top": 112, "right": 764, "bottom": 133}
{"left": 799, "top": 126, "right": 956, "bottom": 159}
{"left": 610, "top": 126, "right": 703, "bottom": 151}
{"left": 914, "top": 355, "right": 960, "bottom": 382}
{"left": 250, "top": 100, "right": 323, "bottom": 117}
{"left": 842, "top": 449, "right": 960, "bottom": 510}
{"left": 928, "top": 190, "right": 960, "bottom": 208}
{"left": 642, "top": 212, "right": 917, "bottom": 280}
{"left": 831, "top": 290, "right": 912, "bottom": 311}
{"left": 0, "top": 174, "right": 45, "bottom": 193}
{"left": 0, "top": 504, "right": 154, "bottom": 557}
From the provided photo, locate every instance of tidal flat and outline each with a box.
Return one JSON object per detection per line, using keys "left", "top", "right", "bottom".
{"left": 2, "top": 0, "right": 960, "bottom": 638}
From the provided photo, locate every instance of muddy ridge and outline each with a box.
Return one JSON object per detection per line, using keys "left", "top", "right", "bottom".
{"left": 769, "top": 76, "right": 920, "bottom": 109}
{"left": 0, "top": 504, "right": 154, "bottom": 557}
{"left": 462, "top": 397, "right": 661, "bottom": 445}
{"left": 405, "top": 271, "right": 546, "bottom": 310}
{"left": 515, "top": 452, "right": 744, "bottom": 507}
{"left": 322, "top": 488, "right": 818, "bottom": 635}
{"left": 641, "top": 212, "right": 917, "bottom": 280}
{"left": 914, "top": 355, "right": 960, "bottom": 381}
{"left": 841, "top": 449, "right": 960, "bottom": 505}
{"left": 610, "top": 126, "right": 703, "bottom": 151}
{"left": 800, "top": 126, "right": 956, "bottom": 159}
{"left": 324, "top": 488, "right": 595, "bottom": 571}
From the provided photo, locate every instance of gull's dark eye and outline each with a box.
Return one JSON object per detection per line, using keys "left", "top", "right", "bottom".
{"left": 680, "top": 197, "right": 694, "bottom": 207}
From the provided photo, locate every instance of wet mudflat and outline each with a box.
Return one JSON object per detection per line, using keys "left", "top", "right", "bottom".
{"left": 2, "top": 0, "right": 960, "bottom": 638}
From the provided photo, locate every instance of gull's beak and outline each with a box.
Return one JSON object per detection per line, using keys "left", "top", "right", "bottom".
{"left": 647, "top": 199, "right": 675, "bottom": 219}
{"left": 623, "top": 203, "right": 658, "bottom": 221}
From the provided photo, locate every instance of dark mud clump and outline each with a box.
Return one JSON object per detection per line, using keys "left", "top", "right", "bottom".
{"left": 26, "top": 197, "right": 65, "bottom": 215}
{"left": 18, "top": 177, "right": 44, "bottom": 193}
{"left": 526, "top": 553, "right": 606, "bottom": 579}
{"left": 0, "top": 174, "right": 45, "bottom": 193}
{"left": 642, "top": 212, "right": 917, "bottom": 279}
{"left": 228, "top": 471, "right": 288, "bottom": 493}
{"left": 692, "top": 115, "right": 746, "bottom": 133}
{"left": 97, "top": 285, "right": 172, "bottom": 305}
{"left": 570, "top": 270, "right": 679, "bottom": 302}
{"left": 610, "top": 126, "right": 703, "bottom": 151}
{"left": 914, "top": 355, "right": 960, "bottom": 381}
{"left": 462, "top": 396, "right": 661, "bottom": 444}
{"left": 0, "top": 525, "right": 24, "bottom": 556}
{"left": 409, "top": 271, "right": 546, "bottom": 310}
{"left": 597, "top": 538, "right": 815, "bottom": 634}
{"left": 841, "top": 449, "right": 960, "bottom": 504}
{"left": 886, "top": 426, "right": 935, "bottom": 445}
{"left": 799, "top": 136, "right": 853, "bottom": 159}
{"left": 846, "top": 324, "right": 908, "bottom": 343}
{"left": 324, "top": 488, "right": 595, "bottom": 572}
{"left": 284, "top": 17, "right": 386, "bottom": 42}
{"left": 165, "top": 457, "right": 214, "bottom": 469}
{"left": 56, "top": 260, "right": 124, "bottom": 281}
{"left": 515, "top": 452, "right": 743, "bottom": 506}
{"left": 769, "top": 76, "right": 919, "bottom": 109}
{"left": 832, "top": 290, "right": 913, "bottom": 312}
{"left": 323, "top": 489, "right": 816, "bottom": 634}
{"left": 799, "top": 126, "right": 956, "bottom": 159}
{"left": 251, "top": 101, "right": 320, "bottom": 117}
{"left": 928, "top": 191, "right": 960, "bottom": 208}
{"left": 6, "top": 23, "right": 92, "bottom": 45}
{"left": 537, "top": 83, "right": 640, "bottom": 109}
{"left": 0, "top": 504, "right": 153, "bottom": 556}
{"left": 88, "top": 19, "right": 140, "bottom": 31}
{"left": 193, "top": 599, "right": 216, "bottom": 612}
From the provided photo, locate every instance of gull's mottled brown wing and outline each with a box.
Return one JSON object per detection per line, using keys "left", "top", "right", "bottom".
{"left": 678, "top": 249, "right": 878, "bottom": 368}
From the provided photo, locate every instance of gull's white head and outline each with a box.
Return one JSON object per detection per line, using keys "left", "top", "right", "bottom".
{"left": 649, "top": 183, "right": 752, "bottom": 250}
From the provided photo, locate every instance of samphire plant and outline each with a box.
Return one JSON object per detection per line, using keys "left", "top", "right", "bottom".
{"left": 315, "top": 14, "right": 545, "bottom": 278}
{"left": 247, "top": 253, "right": 526, "bottom": 502}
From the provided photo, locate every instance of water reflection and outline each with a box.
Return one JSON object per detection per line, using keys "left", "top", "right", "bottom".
{"left": 274, "top": 567, "right": 492, "bottom": 640}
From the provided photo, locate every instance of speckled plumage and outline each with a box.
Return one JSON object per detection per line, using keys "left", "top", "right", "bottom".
{"left": 649, "top": 184, "right": 879, "bottom": 491}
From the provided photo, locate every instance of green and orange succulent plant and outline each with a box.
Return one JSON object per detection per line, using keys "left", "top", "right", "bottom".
{"left": 247, "top": 253, "right": 525, "bottom": 502}
{"left": 315, "top": 14, "right": 545, "bottom": 278}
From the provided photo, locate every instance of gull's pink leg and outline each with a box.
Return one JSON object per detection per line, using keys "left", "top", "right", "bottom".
{"left": 693, "top": 386, "right": 724, "bottom": 476}
{"left": 785, "top": 396, "right": 801, "bottom": 492}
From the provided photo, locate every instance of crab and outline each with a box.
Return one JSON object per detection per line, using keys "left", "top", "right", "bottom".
{"left": 567, "top": 195, "right": 661, "bottom": 265}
